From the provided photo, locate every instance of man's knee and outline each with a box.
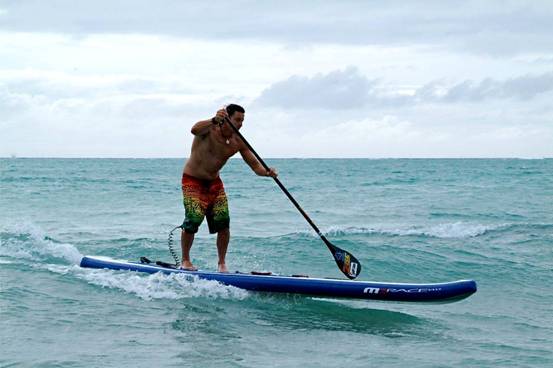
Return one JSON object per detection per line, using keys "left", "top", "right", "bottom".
{"left": 182, "top": 218, "right": 202, "bottom": 234}
{"left": 181, "top": 229, "right": 195, "bottom": 238}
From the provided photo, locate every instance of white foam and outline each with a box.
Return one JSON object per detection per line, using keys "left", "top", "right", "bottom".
{"left": 69, "top": 267, "right": 249, "bottom": 301}
{"left": 399, "top": 222, "right": 493, "bottom": 238}
{"left": 323, "top": 226, "right": 371, "bottom": 236}
{"left": 0, "top": 222, "right": 82, "bottom": 264}
{"left": 323, "top": 222, "right": 497, "bottom": 239}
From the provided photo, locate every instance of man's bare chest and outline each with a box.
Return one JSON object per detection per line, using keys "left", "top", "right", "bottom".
{"left": 204, "top": 134, "right": 239, "bottom": 158}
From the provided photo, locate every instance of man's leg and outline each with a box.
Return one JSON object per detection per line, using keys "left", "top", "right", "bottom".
{"left": 181, "top": 230, "right": 198, "bottom": 270}
{"left": 181, "top": 173, "right": 205, "bottom": 271}
{"left": 216, "top": 228, "right": 230, "bottom": 273}
{"left": 208, "top": 177, "right": 230, "bottom": 272}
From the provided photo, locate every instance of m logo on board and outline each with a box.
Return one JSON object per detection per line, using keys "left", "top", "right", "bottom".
{"left": 363, "top": 287, "right": 380, "bottom": 294}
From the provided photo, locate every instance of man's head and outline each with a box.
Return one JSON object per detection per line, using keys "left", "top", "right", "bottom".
{"left": 221, "top": 104, "right": 246, "bottom": 135}
{"left": 226, "top": 104, "right": 245, "bottom": 117}
{"left": 225, "top": 104, "right": 245, "bottom": 131}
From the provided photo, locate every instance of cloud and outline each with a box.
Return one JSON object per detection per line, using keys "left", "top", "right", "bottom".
{"left": 254, "top": 69, "right": 553, "bottom": 110}
{"left": 0, "top": 69, "right": 210, "bottom": 114}
{"left": 418, "top": 72, "right": 553, "bottom": 102}
{"left": 240, "top": 114, "right": 426, "bottom": 158}
{"left": 1, "top": 2, "right": 552, "bottom": 158}
{"left": 254, "top": 67, "right": 377, "bottom": 109}
{"left": 0, "top": 87, "right": 35, "bottom": 120}
{"left": 1, "top": 1, "right": 552, "bottom": 56}
{"left": 288, "top": 115, "right": 553, "bottom": 158}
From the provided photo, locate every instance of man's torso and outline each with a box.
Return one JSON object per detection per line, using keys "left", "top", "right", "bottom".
{"left": 183, "top": 127, "right": 241, "bottom": 180}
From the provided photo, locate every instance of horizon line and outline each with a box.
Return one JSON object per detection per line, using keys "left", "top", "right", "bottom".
{"left": 2, "top": 156, "right": 551, "bottom": 160}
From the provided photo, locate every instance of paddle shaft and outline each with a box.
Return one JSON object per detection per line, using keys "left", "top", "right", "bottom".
{"left": 224, "top": 117, "right": 361, "bottom": 279}
{"left": 224, "top": 118, "right": 331, "bottom": 248}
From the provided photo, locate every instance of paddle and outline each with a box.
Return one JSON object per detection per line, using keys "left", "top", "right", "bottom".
{"left": 223, "top": 117, "right": 362, "bottom": 279}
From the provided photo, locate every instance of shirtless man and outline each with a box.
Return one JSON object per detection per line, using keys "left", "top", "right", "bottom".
{"left": 181, "top": 104, "right": 277, "bottom": 272}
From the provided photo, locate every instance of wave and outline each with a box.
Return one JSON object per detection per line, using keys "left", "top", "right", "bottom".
{"left": 322, "top": 222, "right": 500, "bottom": 239}
{"left": 360, "top": 177, "right": 419, "bottom": 186}
{"left": 0, "top": 223, "right": 82, "bottom": 265}
{"left": 318, "top": 222, "right": 553, "bottom": 239}
{"left": 1, "top": 222, "right": 249, "bottom": 301}
{"left": 44, "top": 264, "right": 249, "bottom": 301}
{"left": 276, "top": 222, "right": 531, "bottom": 239}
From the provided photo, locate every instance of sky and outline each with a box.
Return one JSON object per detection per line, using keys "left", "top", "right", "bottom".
{"left": 1, "top": 0, "right": 552, "bottom": 158}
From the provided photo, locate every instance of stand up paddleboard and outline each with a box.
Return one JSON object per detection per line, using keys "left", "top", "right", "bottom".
{"left": 80, "top": 255, "right": 477, "bottom": 303}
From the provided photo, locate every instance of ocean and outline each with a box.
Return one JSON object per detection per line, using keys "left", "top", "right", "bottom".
{"left": 1, "top": 158, "right": 552, "bottom": 367}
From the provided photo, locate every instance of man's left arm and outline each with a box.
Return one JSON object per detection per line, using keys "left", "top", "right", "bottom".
{"left": 240, "top": 148, "right": 278, "bottom": 178}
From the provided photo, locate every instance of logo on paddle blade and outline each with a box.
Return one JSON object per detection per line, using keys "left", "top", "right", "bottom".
{"left": 343, "top": 253, "right": 350, "bottom": 272}
{"left": 349, "top": 261, "right": 359, "bottom": 276}
{"left": 335, "top": 251, "right": 358, "bottom": 277}
{"left": 343, "top": 254, "right": 353, "bottom": 275}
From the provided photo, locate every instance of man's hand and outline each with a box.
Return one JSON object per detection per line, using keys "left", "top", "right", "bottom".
{"left": 214, "top": 108, "right": 228, "bottom": 124}
{"left": 266, "top": 167, "right": 278, "bottom": 178}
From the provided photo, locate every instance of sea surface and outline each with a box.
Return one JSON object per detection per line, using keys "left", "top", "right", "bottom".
{"left": 1, "top": 158, "right": 552, "bottom": 367}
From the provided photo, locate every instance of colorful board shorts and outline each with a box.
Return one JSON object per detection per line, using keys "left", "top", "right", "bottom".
{"left": 181, "top": 173, "right": 230, "bottom": 234}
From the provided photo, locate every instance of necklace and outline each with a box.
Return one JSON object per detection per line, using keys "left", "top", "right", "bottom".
{"left": 219, "top": 125, "right": 231, "bottom": 145}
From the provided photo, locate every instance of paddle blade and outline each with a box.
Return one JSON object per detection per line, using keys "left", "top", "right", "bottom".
{"left": 326, "top": 241, "right": 362, "bottom": 279}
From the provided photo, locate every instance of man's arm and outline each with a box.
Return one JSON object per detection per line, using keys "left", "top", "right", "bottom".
{"left": 190, "top": 108, "right": 228, "bottom": 136}
{"left": 190, "top": 119, "right": 214, "bottom": 136}
{"left": 240, "top": 148, "right": 278, "bottom": 177}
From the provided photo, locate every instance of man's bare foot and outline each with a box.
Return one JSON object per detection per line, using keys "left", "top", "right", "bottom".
{"left": 180, "top": 261, "right": 198, "bottom": 271}
{"left": 218, "top": 263, "right": 229, "bottom": 273}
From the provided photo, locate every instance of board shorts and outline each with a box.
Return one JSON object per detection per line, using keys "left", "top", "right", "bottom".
{"left": 181, "top": 173, "right": 230, "bottom": 234}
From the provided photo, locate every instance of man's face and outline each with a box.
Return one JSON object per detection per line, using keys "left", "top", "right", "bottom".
{"left": 224, "top": 111, "right": 244, "bottom": 134}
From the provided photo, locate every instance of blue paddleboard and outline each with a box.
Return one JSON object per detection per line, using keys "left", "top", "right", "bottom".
{"left": 80, "top": 255, "right": 476, "bottom": 303}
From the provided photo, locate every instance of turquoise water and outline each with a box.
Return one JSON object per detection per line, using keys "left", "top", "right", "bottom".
{"left": 1, "top": 158, "right": 552, "bottom": 367}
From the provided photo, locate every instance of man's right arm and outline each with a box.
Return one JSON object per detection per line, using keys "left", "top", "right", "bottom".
{"left": 190, "top": 119, "right": 214, "bottom": 136}
{"left": 191, "top": 108, "right": 228, "bottom": 136}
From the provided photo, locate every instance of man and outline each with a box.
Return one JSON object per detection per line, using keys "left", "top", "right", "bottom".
{"left": 181, "top": 104, "right": 277, "bottom": 272}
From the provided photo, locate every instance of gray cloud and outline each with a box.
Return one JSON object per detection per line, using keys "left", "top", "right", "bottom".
{"left": 255, "top": 69, "right": 553, "bottom": 109}
{"left": 0, "top": 75, "right": 194, "bottom": 104}
{"left": 1, "top": 1, "right": 552, "bottom": 56}
{"left": 254, "top": 67, "right": 376, "bottom": 109}
{"left": 0, "top": 76, "right": 201, "bottom": 126}
{"left": 2, "top": 78, "right": 97, "bottom": 99}
{"left": 422, "top": 72, "right": 553, "bottom": 102}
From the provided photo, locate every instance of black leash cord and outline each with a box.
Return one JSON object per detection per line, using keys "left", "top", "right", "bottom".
{"left": 167, "top": 225, "right": 183, "bottom": 266}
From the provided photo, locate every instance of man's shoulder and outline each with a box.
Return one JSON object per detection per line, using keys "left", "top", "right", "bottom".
{"left": 194, "top": 129, "right": 212, "bottom": 140}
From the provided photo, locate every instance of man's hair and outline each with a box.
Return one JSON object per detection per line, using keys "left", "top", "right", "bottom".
{"left": 226, "top": 104, "right": 245, "bottom": 117}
